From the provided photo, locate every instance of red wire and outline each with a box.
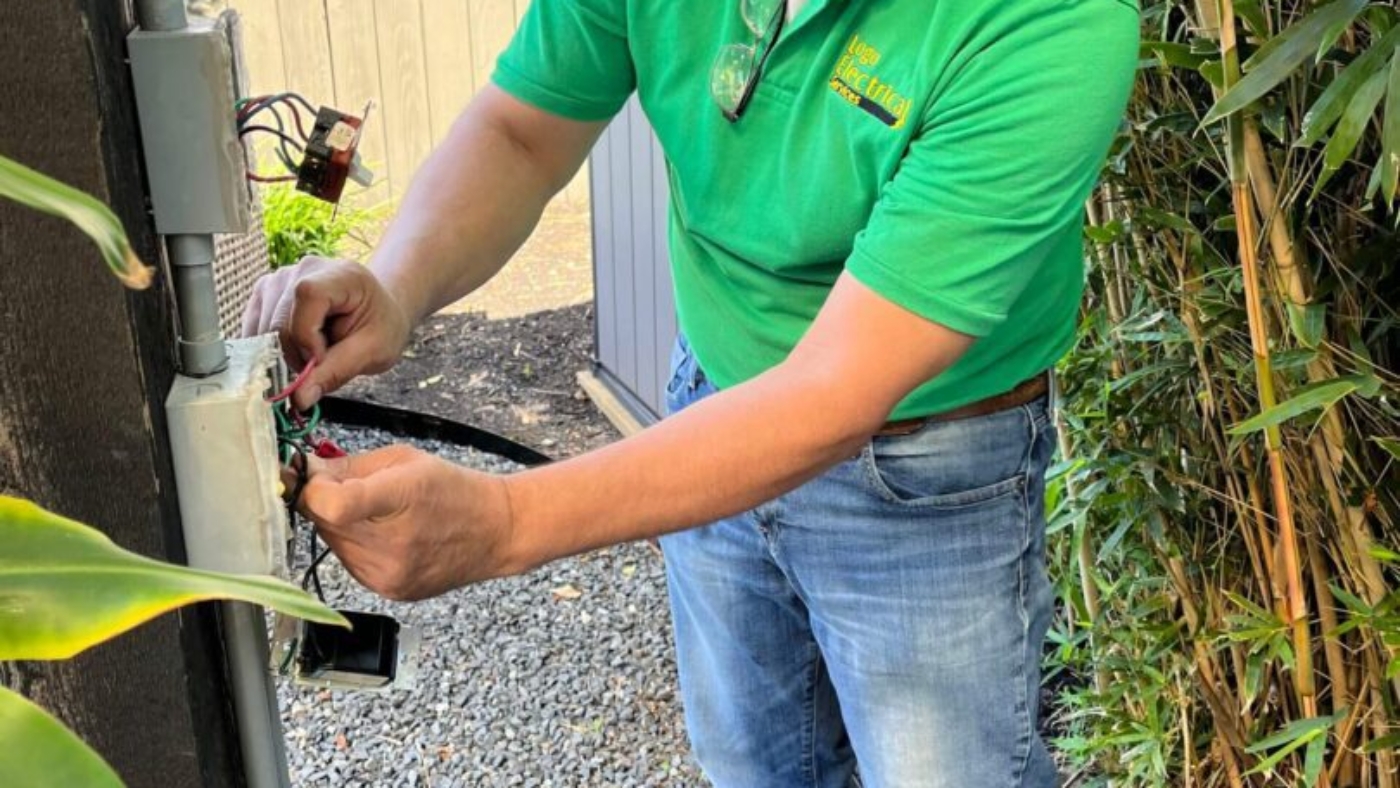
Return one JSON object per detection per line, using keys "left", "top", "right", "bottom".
{"left": 267, "top": 357, "right": 319, "bottom": 403}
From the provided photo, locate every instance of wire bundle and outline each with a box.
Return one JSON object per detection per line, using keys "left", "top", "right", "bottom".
{"left": 236, "top": 92, "right": 317, "bottom": 183}
{"left": 268, "top": 358, "right": 346, "bottom": 601}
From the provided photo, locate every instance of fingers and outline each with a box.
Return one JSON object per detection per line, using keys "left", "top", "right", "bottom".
{"left": 299, "top": 446, "right": 419, "bottom": 526}
{"left": 292, "top": 325, "right": 377, "bottom": 410}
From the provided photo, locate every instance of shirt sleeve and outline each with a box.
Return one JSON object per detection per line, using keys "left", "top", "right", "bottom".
{"left": 845, "top": 2, "right": 1139, "bottom": 337}
{"left": 491, "top": 0, "right": 635, "bottom": 121}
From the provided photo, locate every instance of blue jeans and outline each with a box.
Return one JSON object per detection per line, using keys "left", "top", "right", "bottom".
{"left": 659, "top": 336, "right": 1059, "bottom": 788}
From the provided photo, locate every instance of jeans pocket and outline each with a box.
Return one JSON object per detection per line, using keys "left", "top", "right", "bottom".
{"left": 664, "top": 335, "right": 692, "bottom": 416}
{"left": 860, "top": 404, "right": 1037, "bottom": 509}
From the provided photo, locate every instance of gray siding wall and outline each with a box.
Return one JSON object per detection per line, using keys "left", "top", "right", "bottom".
{"left": 589, "top": 96, "right": 676, "bottom": 422}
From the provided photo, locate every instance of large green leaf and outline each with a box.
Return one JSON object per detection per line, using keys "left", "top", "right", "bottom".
{"left": 0, "top": 495, "right": 347, "bottom": 660}
{"left": 1382, "top": 51, "right": 1400, "bottom": 206}
{"left": 1227, "top": 375, "right": 1373, "bottom": 435}
{"left": 0, "top": 686, "right": 122, "bottom": 788}
{"left": 1298, "top": 26, "right": 1400, "bottom": 146}
{"left": 1314, "top": 66, "right": 1390, "bottom": 196}
{"left": 1374, "top": 437, "right": 1400, "bottom": 460}
{"left": 0, "top": 154, "right": 153, "bottom": 290}
{"left": 1244, "top": 714, "right": 1339, "bottom": 777}
{"left": 1203, "top": 0, "right": 1369, "bottom": 125}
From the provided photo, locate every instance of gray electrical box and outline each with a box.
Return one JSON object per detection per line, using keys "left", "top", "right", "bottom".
{"left": 129, "top": 15, "right": 251, "bottom": 234}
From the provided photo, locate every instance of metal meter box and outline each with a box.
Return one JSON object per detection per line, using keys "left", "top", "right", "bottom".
{"left": 129, "top": 14, "right": 251, "bottom": 234}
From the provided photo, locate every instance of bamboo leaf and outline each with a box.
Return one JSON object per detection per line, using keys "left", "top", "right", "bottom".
{"left": 1313, "top": 66, "right": 1389, "bottom": 196}
{"left": 0, "top": 495, "right": 348, "bottom": 661}
{"left": 1235, "top": 0, "right": 1270, "bottom": 39}
{"left": 0, "top": 155, "right": 153, "bottom": 290}
{"left": 1227, "top": 376, "right": 1368, "bottom": 435}
{"left": 1245, "top": 714, "right": 1338, "bottom": 776}
{"left": 1302, "top": 731, "right": 1327, "bottom": 787}
{"left": 1374, "top": 437, "right": 1400, "bottom": 460}
{"left": 1286, "top": 302, "right": 1327, "bottom": 348}
{"left": 1298, "top": 26, "right": 1400, "bottom": 147}
{"left": 1383, "top": 51, "right": 1400, "bottom": 206}
{"left": 1365, "top": 731, "right": 1400, "bottom": 752}
{"left": 1142, "top": 41, "right": 1209, "bottom": 70}
{"left": 1203, "top": 0, "right": 1369, "bottom": 125}
{"left": 0, "top": 686, "right": 122, "bottom": 788}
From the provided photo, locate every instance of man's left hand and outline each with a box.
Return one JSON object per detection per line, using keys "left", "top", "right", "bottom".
{"left": 299, "top": 446, "right": 520, "bottom": 601}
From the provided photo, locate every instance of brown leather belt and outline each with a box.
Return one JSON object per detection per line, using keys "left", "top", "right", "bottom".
{"left": 875, "top": 372, "right": 1051, "bottom": 437}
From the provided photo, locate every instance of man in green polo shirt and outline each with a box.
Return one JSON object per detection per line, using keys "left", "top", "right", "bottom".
{"left": 245, "top": 0, "right": 1138, "bottom": 784}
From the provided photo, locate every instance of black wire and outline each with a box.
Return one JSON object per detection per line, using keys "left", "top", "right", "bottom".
{"left": 238, "top": 101, "right": 302, "bottom": 174}
{"left": 240, "top": 124, "right": 304, "bottom": 152}
{"left": 281, "top": 91, "right": 319, "bottom": 116}
{"left": 303, "top": 542, "right": 331, "bottom": 602}
{"left": 278, "top": 438, "right": 310, "bottom": 510}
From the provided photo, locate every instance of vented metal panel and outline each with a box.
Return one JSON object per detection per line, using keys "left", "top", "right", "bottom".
{"left": 212, "top": 196, "right": 270, "bottom": 337}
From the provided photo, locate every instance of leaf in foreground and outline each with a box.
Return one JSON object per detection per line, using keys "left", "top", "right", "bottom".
{"left": 1202, "top": 0, "right": 1368, "bottom": 125}
{"left": 0, "top": 154, "right": 153, "bottom": 290}
{"left": 1227, "top": 376, "right": 1370, "bottom": 435}
{"left": 0, "top": 495, "right": 347, "bottom": 661}
{"left": 0, "top": 686, "right": 122, "bottom": 788}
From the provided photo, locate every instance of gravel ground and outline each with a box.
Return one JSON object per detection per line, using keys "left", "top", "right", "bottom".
{"left": 278, "top": 423, "right": 703, "bottom": 788}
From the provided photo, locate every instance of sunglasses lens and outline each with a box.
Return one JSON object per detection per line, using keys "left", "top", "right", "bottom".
{"left": 710, "top": 43, "right": 757, "bottom": 115}
{"left": 740, "top": 0, "right": 783, "bottom": 36}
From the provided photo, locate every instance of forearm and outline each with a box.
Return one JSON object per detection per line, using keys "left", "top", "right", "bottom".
{"left": 502, "top": 361, "right": 883, "bottom": 572}
{"left": 370, "top": 89, "right": 601, "bottom": 325}
{"left": 499, "top": 274, "right": 976, "bottom": 574}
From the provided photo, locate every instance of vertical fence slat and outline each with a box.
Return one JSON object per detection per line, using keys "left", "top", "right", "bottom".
{"left": 323, "top": 0, "right": 393, "bottom": 206}
{"left": 274, "top": 0, "right": 335, "bottom": 106}
{"left": 420, "top": 0, "right": 476, "bottom": 146}
{"left": 466, "top": 0, "right": 517, "bottom": 97}
{"left": 374, "top": 1, "right": 435, "bottom": 201}
{"left": 229, "top": 0, "right": 287, "bottom": 98}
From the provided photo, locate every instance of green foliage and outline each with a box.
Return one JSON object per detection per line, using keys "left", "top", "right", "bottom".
{"left": 0, "top": 494, "right": 347, "bottom": 660}
{"left": 0, "top": 154, "right": 152, "bottom": 288}
{"left": 0, "top": 157, "right": 347, "bottom": 786}
{"left": 0, "top": 686, "right": 122, "bottom": 788}
{"left": 1049, "top": 1, "right": 1400, "bottom": 784}
{"left": 261, "top": 184, "right": 386, "bottom": 269}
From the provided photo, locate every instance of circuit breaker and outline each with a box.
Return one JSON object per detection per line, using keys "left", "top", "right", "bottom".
{"left": 166, "top": 335, "right": 288, "bottom": 575}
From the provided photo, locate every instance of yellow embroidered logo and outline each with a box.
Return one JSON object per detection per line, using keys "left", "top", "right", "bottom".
{"left": 828, "top": 34, "right": 911, "bottom": 129}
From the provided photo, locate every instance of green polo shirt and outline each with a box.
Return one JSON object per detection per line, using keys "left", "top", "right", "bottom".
{"left": 494, "top": 0, "right": 1138, "bottom": 418}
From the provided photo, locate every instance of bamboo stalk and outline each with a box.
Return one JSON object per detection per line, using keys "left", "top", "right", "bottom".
{"left": 1213, "top": 0, "right": 1317, "bottom": 716}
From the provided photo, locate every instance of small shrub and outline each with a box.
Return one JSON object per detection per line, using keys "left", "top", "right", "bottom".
{"left": 261, "top": 185, "right": 387, "bottom": 269}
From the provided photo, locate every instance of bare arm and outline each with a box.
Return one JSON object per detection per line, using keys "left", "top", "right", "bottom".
{"left": 501, "top": 273, "right": 973, "bottom": 570}
{"left": 372, "top": 85, "right": 608, "bottom": 325}
{"left": 302, "top": 273, "right": 975, "bottom": 599}
{"left": 242, "top": 86, "right": 607, "bottom": 405}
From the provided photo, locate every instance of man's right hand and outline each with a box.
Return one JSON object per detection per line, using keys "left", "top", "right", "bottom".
{"left": 241, "top": 256, "right": 412, "bottom": 411}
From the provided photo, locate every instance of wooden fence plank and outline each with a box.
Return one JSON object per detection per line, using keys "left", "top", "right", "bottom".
{"left": 275, "top": 0, "right": 336, "bottom": 105}
{"left": 229, "top": 0, "right": 286, "bottom": 97}
{"left": 325, "top": 0, "right": 393, "bottom": 205}
{"left": 236, "top": 0, "right": 598, "bottom": 211}
{"left": 375, "top": 0, "right": 435, "bottom": 200}
{"left": 467, "top": 0, "right": 516, "bottom": 96}
{"left": 420, "top": 0, "right": 475, "bottom": 145}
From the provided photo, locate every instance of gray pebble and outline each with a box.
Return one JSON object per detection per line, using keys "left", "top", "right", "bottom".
{"left": 278, "top": 423, "right": 702, "bottom": 786}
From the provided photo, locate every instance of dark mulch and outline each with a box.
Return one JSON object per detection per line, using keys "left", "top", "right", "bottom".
{"left": 340, "top": 302, "right": 619, "bottom": 460}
